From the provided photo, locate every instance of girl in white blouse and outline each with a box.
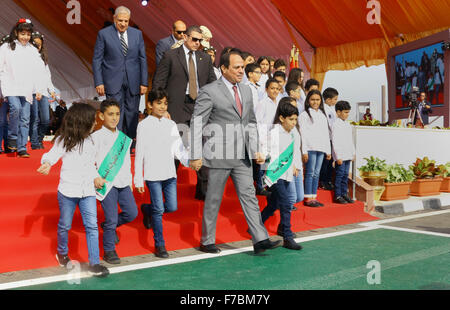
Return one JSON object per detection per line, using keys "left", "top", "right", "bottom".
{"left": 37, "top": 103, "right": 109, "bottom": 278}
{"left": 299, "top": 90, "right": 331, "bottom": 207}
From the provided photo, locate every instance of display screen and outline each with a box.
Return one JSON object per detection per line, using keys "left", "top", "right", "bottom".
{"left": 394, "top": 42, "right": 445, "bottom": 111}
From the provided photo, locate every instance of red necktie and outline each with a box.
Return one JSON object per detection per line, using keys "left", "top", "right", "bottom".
{"left": 232, "top": 85, "right": 242, "bottom": 116}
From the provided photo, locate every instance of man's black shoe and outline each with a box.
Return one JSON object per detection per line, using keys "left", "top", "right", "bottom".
{"left": 55, "top": 253, "right": 71, "bottom": 268}
{"left": 103, "top": 250, "right": 121, "bottom": 264}
{"left": 334, "top": 196, "right": 348, "bottom": 204}
{"left": 253, "top": 238, "right": 282, "bottom": 255}
{"left": 7, "top": 140, "right": 17, "bottom": 151}
{"left": 100, "top": 222, "right": 119, "bottom": 244}
{"left": 303, "top": 200, "right": 321, "bottom": 207}
{"left": 141, "top": 204, "right": 152, "bottom": 229}
{"left": 321, "top": 182, "right": 333, "bottom": 190}
{"left": 342, "top": 195, "right": 355, "bottom": 203}
{"left": 283, "top": 238, "right": 303, "bottom": 250}
{"left": 199, "top": 244, "right": 221, "bottom": 254}
{"left": 155, "top": 246, "right": 169, "bottom": 258}
{"left": 88, "top": 264, "right": 110, "bottom": 277}
{"left": 17, "top": 151, "right": 30, "bottom": 158}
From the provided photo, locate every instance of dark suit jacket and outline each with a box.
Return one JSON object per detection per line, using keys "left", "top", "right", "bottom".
{"left": 414, "top": 101, "right": 432, "bottom": 125}
{"left": 152, "top": 46, "right": 217, "bottom": 124}
{"left": 155, "top": 35, "right": 175, "bottom": 65}
{"left": 92, "top": 25, "right": 148, "bottom": 96}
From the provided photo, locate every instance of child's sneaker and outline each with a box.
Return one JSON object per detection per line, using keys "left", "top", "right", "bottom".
{"left": 55, "top": 253, "right": 71, "bottom": 268}
{"left": 88, "top": 264, "right": 110, "bottom": 277}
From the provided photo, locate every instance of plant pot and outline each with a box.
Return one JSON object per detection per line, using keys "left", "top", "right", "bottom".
{"left": 380, "top": 182, "right": 411, "bottom": 201}
{"left": 360, "top": 171, "right": 387, "bottom": 201}
{"left": 410, "top": 178, "right": 443, "bottom": 196}
{"left": 440, "top": 177, "right": 450, "bottom": 192}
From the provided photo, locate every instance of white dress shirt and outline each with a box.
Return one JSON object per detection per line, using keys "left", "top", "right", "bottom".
{"left": 91, "top": 126, "right": 132, "bottom": 188}
{"left": 299, "top": 108, "right": 331, "bottom": 155}
{"left": 323, "top": 104, "right": 336, "bottom": 135}
{"left": 256, "top": 96, "right": 279, "bottom": 154}
{"left": 182, "top": 44, "right": 199, "bottom": 95}
{"left": 331, "top": 118, "right": 355, "bottom": 161}
{"left": 117, "top": 29, "right": 128, "bottom": 46}
{"left": 134, "top": 115, "right": 189, "bottom": 187}
{"left": 41, "top": 137, "right": 98, "bottom": 198}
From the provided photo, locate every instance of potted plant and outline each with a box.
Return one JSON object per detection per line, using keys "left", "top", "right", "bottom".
{"left": 439, "top": 162, "right": 450, "bottom": 192}
{"left": 359, "top": 156, "right": 388, "bottom": 201}
{"left": 409, "top": 157, "right": 443, "bottom": 196}
{"left": 381, "top": 164, "right": 415, "bottom": 201}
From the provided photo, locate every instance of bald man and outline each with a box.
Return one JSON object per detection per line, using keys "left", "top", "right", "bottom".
{"left": 155, "top": 20, "right": 186, "bottom": 65}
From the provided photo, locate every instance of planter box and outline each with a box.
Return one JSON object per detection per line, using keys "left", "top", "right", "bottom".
{"left": 381, "top": 182, "right": 411, "bottom": 201}
{"left": 410, "top": 178, "right": 443, "bottom": 196}
{"left": 440, "top": 177, "right": 450, "bottom": 192}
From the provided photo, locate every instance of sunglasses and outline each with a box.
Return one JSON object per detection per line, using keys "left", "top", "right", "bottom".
{"left": 189, "top": 36, "right": 203, "bottom": 43}
{"left": 176, "top": 30, "right": 186, "bottom": 35}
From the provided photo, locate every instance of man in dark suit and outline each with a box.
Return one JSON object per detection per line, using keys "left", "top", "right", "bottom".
{"left": 414, "top": 92, "right": 432, "bottom": 126}
{"left": 92, "top": 6, "right": 148, "bottom": 141}
{"left": 155, "top": 20, "right": 186, "bottom": 66}
{"left": 152, "top": 25, "right": 216, "bottom": 200}
{"left": 189, "top": 48, "right": 281, "bottom": 255}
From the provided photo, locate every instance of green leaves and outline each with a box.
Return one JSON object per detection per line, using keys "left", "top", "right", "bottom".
{"left": 384, "top": 164, "right": 414, "bottom": 183}
{"left": 409, "top": 157, "right": 441, "bottom": 179}
{"left": 359, "top": 156, "right": 388, "bottom": 172}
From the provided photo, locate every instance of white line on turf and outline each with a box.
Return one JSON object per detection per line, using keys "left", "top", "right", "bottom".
{"left": 0, "top": 226, "right": 379, "bottom": 290}
{"left": 374, "top": 225, "right": 450, "bottom": 238}
{"left": 360, "top": 208, "right": 450, "bottom": 226}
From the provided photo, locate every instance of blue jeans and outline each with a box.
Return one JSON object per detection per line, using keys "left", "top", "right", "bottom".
{"left": 144, "top": 178, "right": 178, "bottom": 247}
{"left": 304, "top": 151, "right": 325, "bottom": 198}
{"left": 56, "top": 192, "right": 100, "bottom": 266}
{"left": 100, "top": 186, "right": 138, "bottom": 251}
{"left": 261, "top": 179, "right": 294, "bottom": 239}
{"left": 291, "top": 173, "right": 304, "bottom": 203}
{"left": 30, "top": 95, "right": 50, "bottom": 147}
{"left": 0, "top": 101, "right": 8, "bottom": 152}
{"left": 6, "top": 96, "right": 30, "bottom": 152}
{"left": 335, "top": 160, "right": 351, "bottom": 198}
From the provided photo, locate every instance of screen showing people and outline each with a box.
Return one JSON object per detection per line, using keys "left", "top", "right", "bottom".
{"left": 395, "top": 42, "right": 444, "bottom": 111}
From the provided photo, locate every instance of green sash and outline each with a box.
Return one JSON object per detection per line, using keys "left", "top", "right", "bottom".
{"left": 264, "top": 139, "right": 294, "bottom": 187}
{"left": 96, "top": 131, "right": 132, "bottom": 200}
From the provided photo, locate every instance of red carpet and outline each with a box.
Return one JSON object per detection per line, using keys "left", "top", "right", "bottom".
{"left": 0, "top": 142, "right": 378, "bottom": 273}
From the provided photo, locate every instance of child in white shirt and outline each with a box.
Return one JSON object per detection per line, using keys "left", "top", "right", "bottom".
{"left": 332, "top": 101, "right": 356, "bottom": 204}
{"left": 91, "top": 99, "right": 138, "bottom": 264}
{"left": 135, "top": 88, "right": 189, "bottom": 258}
{"left": 37, "top": 103, "right": 109, "bottom": 277}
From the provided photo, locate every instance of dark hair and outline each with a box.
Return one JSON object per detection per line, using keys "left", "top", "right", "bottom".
{"left": 322, "top": 87, "right": 339, "bottom": 101}
{"left": 245, "top": 63, "right": 260, "bottom": 78}
{"left": 273, "top": 71, "right": 286, "bottom": 80}
{"left": 53, "top": 103, "right": 96, "bottom": 152}
{"left": 257, "top": 56, "right": 272, "bottom": 77}
{"left": 273, "top": 98, "right": 299, "bottom": 125}
{"left": 287, "top": 68, "right": 304, "bottom": 90}
{"left": 305, "top": 78, "right": 320, "bottom": 91}
{"left": 241, "top": 51, "right": 254, "bottom": 62}
{"left": 31, "top": 31, "right": 48, "bottom": 65}
{"left": 219, "top": 47, "right": 242, "bottom": 69}
{"left": 265, "top": 78, "right": 279, "bottom": 89}
{"left": 304, "top": 89, "right": 326, "bottom": 120}
{"left": 100, "top": 98, "right": 120, "bottom": 113}
{"left": 8, "top": 19, "right": 34, "bottom": 50}
{"left": 186, "top": 25, "right": 202, "bottom": 36}
{"left": 285, "top": 81, "right": 301, "bottom": 95}
{"left": 335, "top": 100, "right": 351, "bottom": 111}
{"left": 274, "top": 59, "right": 286, "bottom": 69}
{"left": 148, "top": 88, "right": 169, "bottom": 103}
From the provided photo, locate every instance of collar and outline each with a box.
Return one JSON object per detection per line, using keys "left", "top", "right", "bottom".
{"left": 221, "top": 76, "right": 237, "bottom": 89}
{"left": 182, "top": 43, "right": 194, "bottom": 56}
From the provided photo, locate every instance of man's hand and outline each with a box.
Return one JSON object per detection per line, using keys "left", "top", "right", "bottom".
{"left": 326, "top": 154, "right": 332, "bottom": 161}
{"left": 336, "top": 159, "right": 343, "bottom": 166}
{"left": 36, "top": 93, "right": 42, "bottom": 101}
{"left": 37, "top": 162, "right": 51, "bottom": 175}
{"left": 136, "top": 187, "right": 145, "bottom": 194}
{"left": 96, "top": 84, "right": 105, "bottom": 96}
{"left": 140, "top": 85, "right": 148, "bottom": 95}
{"left": 94, "top": 177, "right": 106, "bottom": 190}
{"left": 302, "top": 154, "right": 309, "bottom": 163}
{"left": 293, "top": 168, "right": 299, "bottom": 177}
{"left": 255, "top": 152, "right": 266, "bottom": 165}
{"left": 163, "top": 111, "right": 171, "bottom": 120}
{"left": 190, "top": 159, "right": 202, "bottom": 171}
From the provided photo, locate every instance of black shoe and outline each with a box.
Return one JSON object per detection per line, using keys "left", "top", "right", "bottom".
{"left": 321, "top": 182, "right": 333, "bottom": 190}
{"left": 316, "top": 201, "right": 324, "bottom": 206}
{"left": 55, "top": 253, "right": 71, "bottom": 268}
{"left": 100, "top": 222, "right": 119, "bottom": 244}
{"left": 141, "top": 204, "right": 152, "bottom": 229}
{"left": 31, "top": 145, "right": 41, "bottom": 150}
{"left": 17, "top": 151, "right": 30, "bottom": 158}
{"left": 276, "top": 224, "right": 297, "bottom": 238}
{"left": 253, "top": 238, "right": 282, "bottom": 255}
{"left": 342, "top": 195, "right": 355, "bottom": 203}
{"left": 194, "top": 193, "right": 206, "bottom": 201}
{"left": 334, "top": 196, "right": 348, "bottom": 204}
{"left": 199, "top": 244, "right": 221, "bottom": 254}
{"left": 88, "top": 264, "right": 110, "bottom": 277}
{"left": 292, "top": 206, "right": 297, "bottom": 211}
{"left": 303, "top": 200, "right": 321, "bottom": 207}
{"left": 155, "top": 246, "right": 169, "bottom": 258}
{"left": 327, "top": 182, "right": 335, "bottom": 190}
{"left": 103, "top": 250, "right": 121, "bottom": 264}
{"left": 7, "top": 140, "right": 17, "bottom": 151}
{"left": 283, "top": 238, "right": 303, "bottom": 250}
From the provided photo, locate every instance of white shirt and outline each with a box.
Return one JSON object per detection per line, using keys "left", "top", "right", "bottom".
{"left": 0, "top": 41, "right": 47, "bottom": 103}
{"left": 323, "top": 104, "right": 337, "bottom": 134}
{"left": 265, "top": 124, "right": 301, "bottom": 182}
{"left": 213, "top": 67, "right": 222, "bottom": 80}
{"left": 222, "top": 76, "right": 242, "bottom": 103}
{"left": 256, "top": 96, "right": 279, "bottom": 154}
{"left": 117, "top": 30, "right": 128, "bottom": 46}
{"left": 41, "top": 137, "right": 98, "bottom": 198}
{"left": 44, "top": 64, "right": 56, "bottom": 96}
{"left": 331, "top": 118, "right": 355, "bottom": 161}
{"left": 91, "top": 126, "right": 132, "bottom": 188}
{"left": 182, "top": 44, "right": 199, "bottom": 95}
{"left": 299, "top": 108, "right": 331, "bottom": 155}
{"left": 134, "top": 115, "right": 189, "bottom": 187}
